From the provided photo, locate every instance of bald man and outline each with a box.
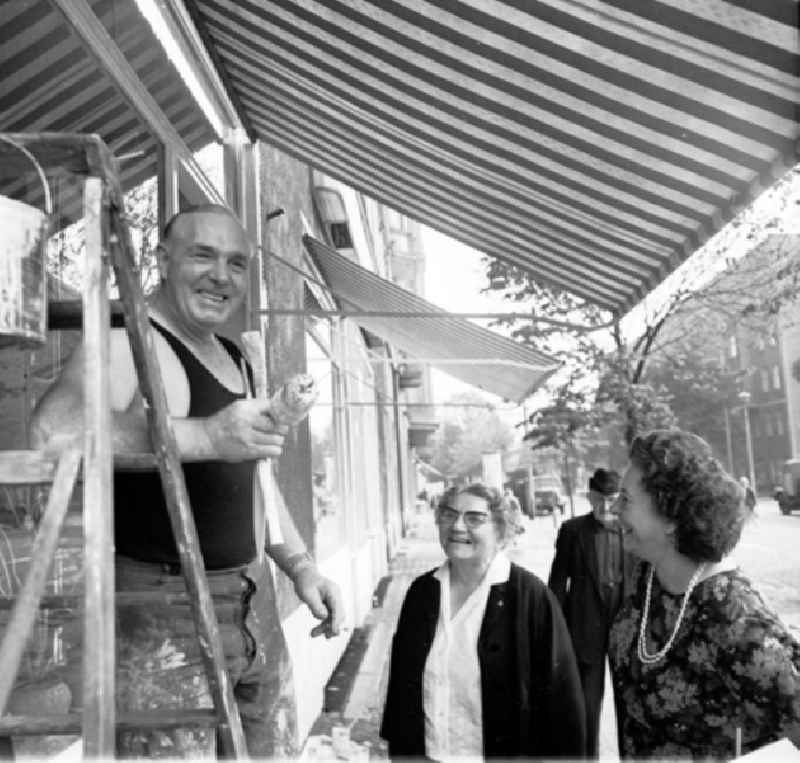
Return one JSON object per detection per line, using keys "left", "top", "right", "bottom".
{"left": 32, "top": 205, "right": 343, "bottom": 756}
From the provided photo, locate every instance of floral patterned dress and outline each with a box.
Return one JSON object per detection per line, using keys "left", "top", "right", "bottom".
{"left": 609, "top": 565, "right": 800, "bottom": 759}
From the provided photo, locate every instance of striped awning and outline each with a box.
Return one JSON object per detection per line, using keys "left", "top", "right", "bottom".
{"left": 188, "top": 0, "right": 799, "bottom": 314}
{"left": 1, "top": 0, "right": 217, "bottom": 202}
{"left": 304, "top": 236, "right": 558, "bottom": 403}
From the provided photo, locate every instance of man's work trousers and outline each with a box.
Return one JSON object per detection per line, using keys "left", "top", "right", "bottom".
{"left": 114, "top": 554, "right": 297, "bottom": 759}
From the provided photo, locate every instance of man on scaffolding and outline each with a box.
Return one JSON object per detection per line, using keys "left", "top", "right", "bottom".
{"left": 31, "top": 203, "right": 343, "bottom": 757}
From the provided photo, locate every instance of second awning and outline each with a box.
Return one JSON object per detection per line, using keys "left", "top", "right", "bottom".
{"left": 304, "top": 236, "right": 557, "bottom": 404}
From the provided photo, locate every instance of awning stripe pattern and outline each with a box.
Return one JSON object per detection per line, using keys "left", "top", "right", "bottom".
{"left": 1, "top": 0, "right": 217, "bottom": 200}
{"left": 304, "top": 236, "right": 558, "bottom": 403}
{"left": 191, "top": 0, "right": 799, "bottom": 313}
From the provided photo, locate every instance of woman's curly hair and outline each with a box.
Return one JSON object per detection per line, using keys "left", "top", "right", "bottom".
{"left": 629, "top": 429, "right": 746, "bottom": 562}
{"left": 438, "top": 482, "right": 521, "bottom": 543}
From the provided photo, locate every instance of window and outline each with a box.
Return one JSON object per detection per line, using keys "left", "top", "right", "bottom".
{"left": 313, "top": 187, "right": 354, "bottom": 249}
{"left": 305, "top": 325, "right": 345, "bottom": 560}
{"left": 329, "top": 221, "right": 354, "bottom": 249}
{"left": 384, "top": 207, "right": 405, "bottom": 232}
{"left": 768, "top": 332, "right": 777, "bottom": 346}
{"left": 392, "top": 233, "right": 410, "bottom": 255}
{"left": 773, "top": 365, "right": 782, "bottom": 390}
{"left": 764, "top": 415, "right": 773, "bottom": 437}
{"left": 760, "top": 368, "right": 769, "bottom": 392}
{"left": 729, "top": 335, "right": 738, "bottom": 358}
{"left": 776, "top": 416, "right": 785, "bottom": 436}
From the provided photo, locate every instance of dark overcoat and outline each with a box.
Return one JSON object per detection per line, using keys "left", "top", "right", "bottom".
{"left": 548, "top": 514, "right": 636, "bottom": 664}
{"left": 380, "top": 562, "right": 586, "bottom": 759}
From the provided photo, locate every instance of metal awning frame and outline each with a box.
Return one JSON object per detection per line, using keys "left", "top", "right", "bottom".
{"left": 263, "top": 247, "right": 552, "bottom": 372}
{"left": 261, "top": 247, "right": 613, "bottom": 333}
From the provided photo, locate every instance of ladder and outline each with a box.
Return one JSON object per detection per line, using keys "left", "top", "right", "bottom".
{"left": 0, "top": 133, "right": 247, "bottom": 757}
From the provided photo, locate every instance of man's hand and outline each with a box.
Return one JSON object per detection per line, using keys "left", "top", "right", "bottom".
{"left": 203, "top": 399, "right": 288, "bottom": 461}
{"left": 293, "top": 567, "right": 345, "bottom": 639}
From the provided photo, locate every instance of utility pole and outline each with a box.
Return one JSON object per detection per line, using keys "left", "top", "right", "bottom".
{"left": 739, "top": 390, "right": 757, "bottom": 492}
{"left": 723, "top": 405, "right": 734, "bottom": 473}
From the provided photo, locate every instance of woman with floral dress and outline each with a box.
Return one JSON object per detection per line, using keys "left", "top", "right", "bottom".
{"left": 610, "top": 429, "right": 800, "bottom": 759}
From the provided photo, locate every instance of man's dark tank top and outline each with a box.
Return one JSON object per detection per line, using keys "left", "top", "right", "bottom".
{"left": 114, "top": 320, "right": 257, "bottom": 569}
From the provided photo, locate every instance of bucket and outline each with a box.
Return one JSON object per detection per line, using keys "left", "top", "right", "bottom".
{"left": 0, "top": 136, "right": 51, "bottom": 349}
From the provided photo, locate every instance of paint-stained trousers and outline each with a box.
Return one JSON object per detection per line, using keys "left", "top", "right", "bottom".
{"left": 114, "top": 554, "right": 297, "bottom": 758}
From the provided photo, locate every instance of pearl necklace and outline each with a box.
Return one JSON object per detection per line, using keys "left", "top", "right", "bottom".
{"left": 637, "top": 562, "right": 707, "bottom": 665}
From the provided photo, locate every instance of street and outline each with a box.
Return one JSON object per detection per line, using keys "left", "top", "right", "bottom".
{"left": 510, "top": 496, "right": 800, "bottom": 633}
{"left": 313, "top": 499, "right": 800, "bottom": 761}
{"left": 509, "top": 496, "right": 800, "bottom": 760}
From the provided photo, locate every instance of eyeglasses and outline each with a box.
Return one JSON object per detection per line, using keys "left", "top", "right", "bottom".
{"left": 436, "top": 506, "right": 491, "bottom": 529}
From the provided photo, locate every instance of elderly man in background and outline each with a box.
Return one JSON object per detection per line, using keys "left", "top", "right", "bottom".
{"left": 548, "top": 468, "right": 635, "bottom": 758}
{"left": 31, "top": 203, "right": 343, "bottom": 757}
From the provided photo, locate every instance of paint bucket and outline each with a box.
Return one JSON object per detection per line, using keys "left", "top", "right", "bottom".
{"left": 0, "top": 136, "right": 51, "bottom": 349}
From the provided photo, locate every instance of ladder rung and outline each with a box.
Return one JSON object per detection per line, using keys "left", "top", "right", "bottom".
{"left": 0, "top": 709, "right": 219, "bottom": 736}
{"left": 0, "top": 450, "right": 193, "bottom": 481}
{"left": 0, "top": 592, "right": 197, "bottom": 609}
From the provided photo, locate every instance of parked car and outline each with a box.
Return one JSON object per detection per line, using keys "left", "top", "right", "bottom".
{"left": 775, "top": 459, "right": 800, "bottom": 515}
{"left": 533, "top": 475, "right": 566, "bottom": 515}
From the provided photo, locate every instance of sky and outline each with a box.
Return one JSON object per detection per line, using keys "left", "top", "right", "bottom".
{"left": 421, "top": 225, "right": 528, "bottom": 432}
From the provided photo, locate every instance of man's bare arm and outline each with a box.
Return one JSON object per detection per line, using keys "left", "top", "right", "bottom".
{"left": 266, "top": 487, "right": 344, "bottom": 638}
{"left": 31, "top": 340, "right": 285, "bottom": 461}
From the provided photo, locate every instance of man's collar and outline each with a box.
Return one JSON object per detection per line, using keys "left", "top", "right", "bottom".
{"left": 591, "top": 513, "right": 619, "bottom": 532}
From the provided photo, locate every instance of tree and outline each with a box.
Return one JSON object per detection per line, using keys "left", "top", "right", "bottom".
{"left": 429, "top": 393, "right": 516, "bottom": 479}
{"left": 484, "top": 168, "right": 800, "bottom": 448}
{"left": 123, "top": 177, "right": 160, "bottom": 292}
{"left": 645, "top": 346, "right": 745, "bottom": 467}
{"left": 523, "top": 388, "right": 594, "bottom": 515}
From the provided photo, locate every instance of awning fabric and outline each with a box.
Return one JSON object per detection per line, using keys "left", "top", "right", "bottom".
{"left": 304, "top": 236, "right": 558, "bottom": 403}
{"left": 189, "top": 0, "right": 799, "bottom": 314}
{"left": 1, "top": 0, "right": 216, "bottom": 200}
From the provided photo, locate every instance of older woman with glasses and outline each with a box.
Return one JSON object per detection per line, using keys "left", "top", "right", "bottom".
{"left": 380, "top": 483, "right": 585, "bottom": 760}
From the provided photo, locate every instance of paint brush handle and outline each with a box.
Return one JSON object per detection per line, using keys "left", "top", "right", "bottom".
{"left": 240, "top": 331, "right": 268, "bottom": 399}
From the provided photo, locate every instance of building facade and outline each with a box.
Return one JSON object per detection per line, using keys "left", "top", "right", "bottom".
{"left": 0, "top": 4, "right": 440, "bottom": 751}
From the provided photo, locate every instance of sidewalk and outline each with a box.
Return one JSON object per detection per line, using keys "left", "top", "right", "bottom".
{"left": 304, "top": 510, "right": 620, "bottom": 760}
{"left": 304, "top": 512, "right": 443, "bottom": 760}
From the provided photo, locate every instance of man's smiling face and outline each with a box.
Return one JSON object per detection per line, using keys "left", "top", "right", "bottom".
{"left": 158, "top": 211, "right": 251, "bottom": 336}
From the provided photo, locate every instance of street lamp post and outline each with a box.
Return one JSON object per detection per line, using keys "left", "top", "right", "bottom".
{"left": 738, "top": 390, "right": 757, "bottom": 493}
{"left": 723, "top": 405, "right": 734, "bottom": 474}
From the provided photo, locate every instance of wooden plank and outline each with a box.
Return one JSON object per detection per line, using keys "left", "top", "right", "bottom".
{"left": 0, "top": 451, "right": 59, "bottom": 484}
{"left": 0, "top": 448, "right": 258, "bottom": 482}
{"left": 157, "top": 143, "right": 180, "bottom": 234}
{"left": 0, "top": 710, "right": 218, "bottom": 736}
{"left": 81, "top": 177, "right": 115, "bottom": 757}
{"left": 106, "top": 173, "right": 246, "bottom": 757}
{"left": 0, "top": 591, "right": 202, "bottom": 609}
{"left": 113, "top": 453, "right": 157, "bottom": 470}
{"left": 47, "top": 299, "right": 125, "bottom": 330}
{"left": 0, "top": 450, "right": 81, "bottom": 715}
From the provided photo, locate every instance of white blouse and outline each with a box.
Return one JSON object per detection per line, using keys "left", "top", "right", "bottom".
{"left": 422, "top": 552, "right": 511, "bottom": 761}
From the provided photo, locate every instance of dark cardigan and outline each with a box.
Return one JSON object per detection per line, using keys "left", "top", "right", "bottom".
{"left": 380, "top": 562, "right": 586, "bottom": 759}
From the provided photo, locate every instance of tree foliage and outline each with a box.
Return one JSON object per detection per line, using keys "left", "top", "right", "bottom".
{"left": 429, "top": 393, "right": 516, "bottom": 479}
{"left": 484, "top": 166, "right": 800, "bottom": 455}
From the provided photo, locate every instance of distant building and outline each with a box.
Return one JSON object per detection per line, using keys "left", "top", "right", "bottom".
{"left": 726, "top": 321, "right": 790, "bottom": 492}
